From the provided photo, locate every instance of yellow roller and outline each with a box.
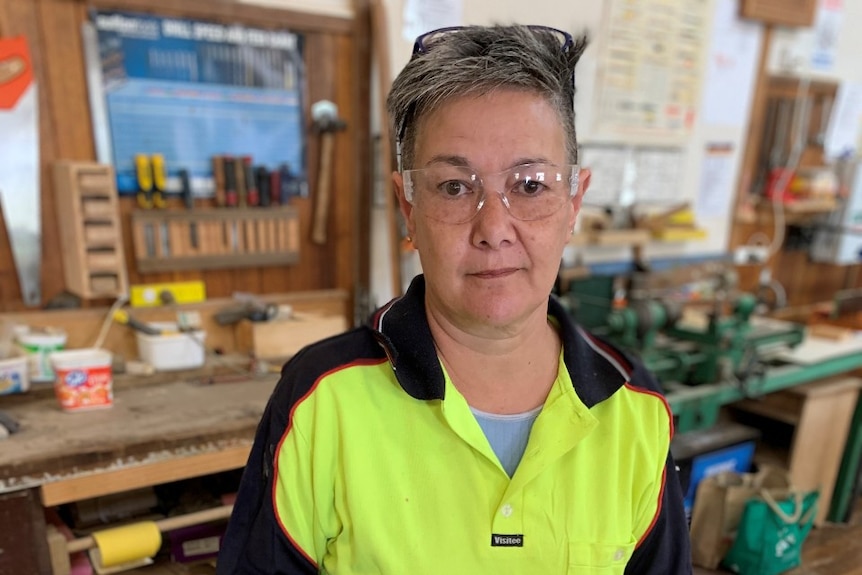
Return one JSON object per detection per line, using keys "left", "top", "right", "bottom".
{"left": 62, "top": 505, "right": 233, "bottom": 571}
{"left": 91, "top": 521, "right": 161, "bottom": 568}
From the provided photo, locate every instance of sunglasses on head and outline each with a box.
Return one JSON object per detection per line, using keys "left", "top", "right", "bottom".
{"left": 398, "top": 25, "right": 577, "bottom": 171}
{"left": 411, "top": 25, "right": 575, "bottom": 57}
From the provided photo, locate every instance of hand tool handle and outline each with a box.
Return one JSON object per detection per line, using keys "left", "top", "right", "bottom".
{"left": 234, "top": 156, "right": 247, "bottom": 207}
{"left": 256, "top": 166, "right": 271, "bottom": 207}
{"left": 212, "top": 156, "right": 226, "bottom": 207}
{"left": 312, "top": 133, "right": 334, "bottom": 244}
{"left": 223, "top": 156, "right": 238, "bottom": 207}
{"left": 269, "top": 169, "right": 281, "bottom": 206}
{"left": 179, "top": 169, "right": 193, "bottom": 210}
{"left": 135, "top": 154, "right": 153, "bottom": 209}
{"left": 244, "top": 157, "right": 259, "bottom": 206}
{"left": 150, "top": 154, "right": 167, "bottom": 209}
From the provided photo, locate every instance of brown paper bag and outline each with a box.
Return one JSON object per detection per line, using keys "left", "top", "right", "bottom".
{"left": 690, "top": 465, "right": 792, "bottom": 568}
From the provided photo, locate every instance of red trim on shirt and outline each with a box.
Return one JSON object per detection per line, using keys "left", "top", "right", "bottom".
{"left": 624, "top": 382, "right": 674, "bottom": 439}
{"left": 623, "top": 382, "right": 674, "bottom": 548}
{"left": 636, "top": 465, "right": 667, "bottom": 549}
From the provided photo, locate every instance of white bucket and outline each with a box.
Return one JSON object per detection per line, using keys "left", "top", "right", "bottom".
{"left": 17, "top": 331, "right": 67, "bottom": 383}
{"left": 50, "top": 348, "right": 113, "bottom": 412}
{"left": 136, "top": 323, "right": 206, "bottom": 371}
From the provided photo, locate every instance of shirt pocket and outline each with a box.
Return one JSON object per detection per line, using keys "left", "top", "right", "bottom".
{"left": 568, "top": 539, "right": 636, "bottom": 574}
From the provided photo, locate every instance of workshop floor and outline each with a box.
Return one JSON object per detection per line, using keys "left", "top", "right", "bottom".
{"left": 694, "top": 497, "right": 862, "bottom": 575}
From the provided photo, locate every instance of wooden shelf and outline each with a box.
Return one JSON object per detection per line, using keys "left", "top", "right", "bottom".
{"left": 740, "top": 0, "right": 817, "bottom": 27}
{"left": 571, "top": 229, "right": 652, "bottom": 247}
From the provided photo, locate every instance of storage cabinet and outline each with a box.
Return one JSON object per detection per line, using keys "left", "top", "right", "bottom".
{"left": 52, "top": 162, "right": 128, "bottom": 299}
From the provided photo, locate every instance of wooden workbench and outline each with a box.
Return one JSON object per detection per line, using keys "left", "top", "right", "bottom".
{"left": 0, "top": 371, "right": 277, "bottom": 574}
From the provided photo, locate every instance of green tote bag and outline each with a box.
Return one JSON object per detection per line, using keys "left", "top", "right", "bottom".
{"left": 722, "top": 489, "right": 819, "bottom": 575}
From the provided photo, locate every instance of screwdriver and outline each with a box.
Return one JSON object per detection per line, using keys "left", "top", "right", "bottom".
{"left": 244, "top": 156, "right": 259, "bottom": 207}
{"left": 223, "top": 156, "right": 238, "bottom": 207}
{"left": 135, "top": 154, "right": 153, "bottom": 209}
{"left": 150, "top": 154, "right": 168, "bottom": 209}
{"left": 179, "top": 168, "right": 198, "bottom": 249}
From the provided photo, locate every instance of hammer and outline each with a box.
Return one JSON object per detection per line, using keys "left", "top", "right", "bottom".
{"left": 311, "top": 100, "right": 346, "bottom": 245}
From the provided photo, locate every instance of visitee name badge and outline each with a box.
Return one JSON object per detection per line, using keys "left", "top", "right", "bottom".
{"left": 491, "top": 534, "right": 523, "bottom": 547}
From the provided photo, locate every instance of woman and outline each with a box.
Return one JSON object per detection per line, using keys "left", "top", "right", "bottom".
{"left": 218, "top": 24, "right": 691, "bottom": 574}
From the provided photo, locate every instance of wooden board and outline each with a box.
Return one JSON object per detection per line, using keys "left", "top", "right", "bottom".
{"left": 740, "top": 0, "right": 817, "bottom": 27}
{"left": 235, "top": 312, "right": 349, "bottom": 360}
{"left": 0, "top": 376, "right": 277, "bottom": 500}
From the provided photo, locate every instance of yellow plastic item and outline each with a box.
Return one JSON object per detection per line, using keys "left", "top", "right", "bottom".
{"left": 134, "top": 154, "right": 152, "bottom": 191}
{"left": 666, "top": 208, "right": 697, "bottom": 226}
{"left": 652, "top": 227, "right": 708, "bottom": 242}
{"left": 91, "top": 521, "right": 161, "bottom": 568}
{"left": 129, "top": 281, "right": 206, "bottom": 308}
{"left": 150, "top": 154, "right": 167, "bottom": 208}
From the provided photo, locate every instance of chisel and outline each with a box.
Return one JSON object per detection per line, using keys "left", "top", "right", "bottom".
{"left": 256, "top": 166, "right": 271, "bottom": 208}
{"left": 269, "top": 168, "right": 281, "bottom": 206}
{"left": 135, "top": 154, "right": 156, "bottom": 258}
{"left": 234, "top": 155, "right": 247, "bottom": 208}
{"left": 223, "top": 156, "right": 238, "bottom": 207}
{"left": 244, "top": 156, "right": 259, "bottom": 207}
{"left": 179, "top": 168, "right": 198, "bottom": 249}
{"left": 212, "top": 155, "right": 226, "bottom": 207}
{"left": 150, "top": 154, "right": 168, "bottom": 209}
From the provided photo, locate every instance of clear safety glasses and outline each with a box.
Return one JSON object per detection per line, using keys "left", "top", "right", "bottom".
{"left": 403, "top": 163, "right": 579, "bottom": 224}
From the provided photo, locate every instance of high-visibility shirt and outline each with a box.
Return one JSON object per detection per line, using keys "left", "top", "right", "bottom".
{"left": 218, "top": 274, "right": 692, "bottom": 574}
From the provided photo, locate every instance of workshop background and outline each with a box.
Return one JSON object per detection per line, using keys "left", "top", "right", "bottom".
{"left": 1, "top": 0, "right": 862, "bottom": 573}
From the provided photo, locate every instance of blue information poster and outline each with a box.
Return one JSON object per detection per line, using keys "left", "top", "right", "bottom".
{"left": 87, "top": 11, "right": 306, "bottom": 195}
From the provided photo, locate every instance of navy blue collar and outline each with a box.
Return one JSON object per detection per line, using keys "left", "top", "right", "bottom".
{"left": 370, "top": 275, "right": 631, "bottom": 408}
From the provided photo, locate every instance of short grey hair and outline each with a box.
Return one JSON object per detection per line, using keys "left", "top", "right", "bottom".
{"left": 387, "top": 25, "right": 588, "bottom": 171}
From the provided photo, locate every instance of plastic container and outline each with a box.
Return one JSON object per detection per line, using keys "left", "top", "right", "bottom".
{"left": 0, "top": 354, "right": 29, "bottom": 395}
{"left": 50, "top": 348, "right": 113, "bottom": 412}
{"left": 136, "top": 324, "right": 206, "bottom": 371}
{"left": 17, "top": 330, "right": 68, "bottom": 383}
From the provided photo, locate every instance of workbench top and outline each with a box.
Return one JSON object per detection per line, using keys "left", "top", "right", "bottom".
{"left": 0, "top": 373, "right": 278, "bottom": 500}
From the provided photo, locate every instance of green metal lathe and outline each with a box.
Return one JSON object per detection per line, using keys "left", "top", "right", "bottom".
{"left": 558, "top": 264, "right": 862, "bottom": 522}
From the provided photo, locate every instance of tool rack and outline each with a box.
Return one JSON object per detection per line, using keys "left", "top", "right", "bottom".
{"left": 130, "top": 206, "right": 300, "bottom": 272}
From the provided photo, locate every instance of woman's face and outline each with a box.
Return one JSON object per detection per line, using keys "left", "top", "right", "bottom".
{"left": 393, "top": 89, "right": 589, "bottom": 336}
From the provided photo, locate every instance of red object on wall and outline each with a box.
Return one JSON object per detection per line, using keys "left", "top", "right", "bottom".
{"left": 0, "top": 36, "right": 33, "bottom": 110}
{"left": 764, "top": 168, "right": 796, "bottom": 202}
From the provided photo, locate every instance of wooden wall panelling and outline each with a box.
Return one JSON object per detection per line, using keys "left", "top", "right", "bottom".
{"left": 305, "top": 32, "right": 333, "bottom": 291}
{"left": 0, "top": 0, "right": 366, "bottom": 310}
{"left": 351, "top": 0, "right": 373, "bottom": 318}
{"left": 38, "top": 1, "right": 93, "bottom": 308}
{"left": 333, "top": 33, "right": 359, "bottom": 297}
{"left": 91, "top": 0, "right": 354, "bottom": 35}
{"left": 0, "top": 0, "right": 60, "bottom": 309}
{"left": 0, "top": 0, "right": 21, "bottom": 304}
{"left": 729, "top": 24, "right": 858, "bottom": 309}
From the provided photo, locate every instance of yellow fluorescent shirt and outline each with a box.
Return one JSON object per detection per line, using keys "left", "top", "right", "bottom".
{"left": 217, "top": 275, "right": 692, "bottom": 575}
